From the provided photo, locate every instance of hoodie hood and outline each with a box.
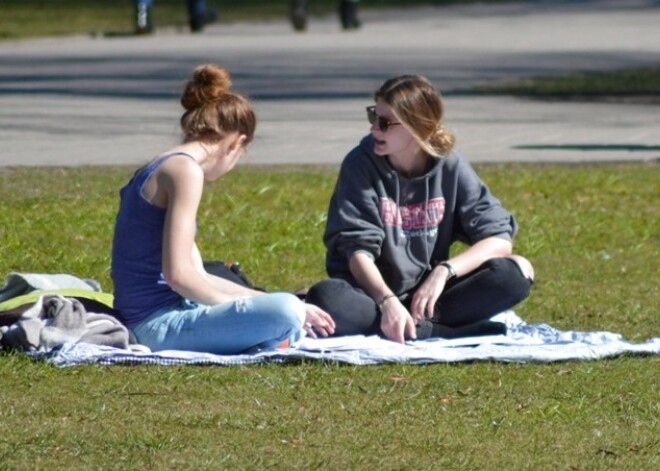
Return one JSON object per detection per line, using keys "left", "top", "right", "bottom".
{"left": 358, "top": 134, "right": 443, "bottom": 181}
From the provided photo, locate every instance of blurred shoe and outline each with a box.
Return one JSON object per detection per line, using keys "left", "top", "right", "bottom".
{"left": 290, "top": 0, "right": 308, "bottom": 32}
{"left": 339, "top": 0, "right": 361, "bottom": 30}
{"left": 190, "top": 8, "right": 218, "bottom": 33}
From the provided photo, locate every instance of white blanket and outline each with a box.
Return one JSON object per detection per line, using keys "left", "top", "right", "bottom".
{"left": 29, "top": 312, "right": 660, "bottom": 367}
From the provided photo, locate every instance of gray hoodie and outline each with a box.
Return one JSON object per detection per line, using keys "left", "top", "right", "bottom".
{"left": 324, "top": 135, "right": 517, "bottom": 299}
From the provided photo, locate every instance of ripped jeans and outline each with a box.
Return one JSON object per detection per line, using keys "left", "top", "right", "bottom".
{"left": 131, "top": 293, "right": 305, "bottom": 354}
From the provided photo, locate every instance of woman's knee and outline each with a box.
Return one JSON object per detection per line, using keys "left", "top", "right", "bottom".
{"left": 479, "top": 257, "right": 533, "bottom": 306}
{"left": 499, "top": 256, "right": 534, "bottom": 306}
{"left": 306, "top": 279, "right": 378, "bottom": 336}
{"left": 306, "top": 278, "right": 353, "bottom": 310}
{"left": 507, "top": 255, "right": 535, "bottom": 281}
{"left": 266, "top": 292, "right": 306, "bottom": 329}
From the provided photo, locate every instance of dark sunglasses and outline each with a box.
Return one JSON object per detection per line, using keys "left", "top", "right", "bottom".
{"left": 366, "top": 106, "right": 401, "bottom": 132}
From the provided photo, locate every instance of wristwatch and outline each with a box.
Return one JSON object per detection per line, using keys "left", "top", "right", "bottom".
{"left": 439, "top": 261, "right": 457, "bottom": 280}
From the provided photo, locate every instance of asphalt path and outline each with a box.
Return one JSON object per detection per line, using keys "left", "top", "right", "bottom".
{"left": 0, "top": 0, "right": 659, "bottom": 167}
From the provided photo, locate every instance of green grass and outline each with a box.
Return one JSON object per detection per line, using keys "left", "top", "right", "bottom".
{"left": 0, "top": 0, "right": 514, "bottom": 40}
{"left": 1, "top": 163, "right": 658, "bottom": 469}
{"left": 474, "top": 67, "right": 660, "bottom": 102}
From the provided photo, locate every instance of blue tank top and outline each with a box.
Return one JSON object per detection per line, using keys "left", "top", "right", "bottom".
{"left": 111, "top": 153, "right": 195, "bottom": 327}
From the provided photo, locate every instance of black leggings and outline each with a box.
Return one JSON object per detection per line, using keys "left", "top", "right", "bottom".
{"left": 306, "top": 258, "right": 533, "bottom": 340}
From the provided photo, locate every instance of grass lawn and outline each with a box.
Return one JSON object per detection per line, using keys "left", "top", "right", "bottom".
{"left": 474, "top": 67, "right": 660, "bottom": 103}
{"left": 1, "top": 1, "right": 658, "bottom": 468}
{"left": 1, "top": 163, "right": 658, "bottom": 469}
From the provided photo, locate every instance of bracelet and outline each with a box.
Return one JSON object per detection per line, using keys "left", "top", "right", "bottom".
{"left": 439, "top": 261, "right": 457, "bottom": 280}
{"left": 378, "top": 293, "right": 397, "bottom": 310}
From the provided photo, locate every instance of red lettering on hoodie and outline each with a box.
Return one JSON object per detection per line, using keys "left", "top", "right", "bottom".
{"left": 379, "top": 197, "right": 445, "bottom": 230}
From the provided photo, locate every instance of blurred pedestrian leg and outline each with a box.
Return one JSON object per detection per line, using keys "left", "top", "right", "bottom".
{"left": 187, "top": 0, "right": 218, "bottom": 33}
{"left": 290, "top": 0, "right": 308, "bottom": 32}
{"left": 132, "top": 1, "right": 217, "bottom": 35}
{"left": 339, "top": 0, "right": 361, "bottom": 30}
{"left": 289, "top": 0, "right": 361, "bottom": 32}
{"left": 134, "top": 0, "right": 154, "bottom": 35}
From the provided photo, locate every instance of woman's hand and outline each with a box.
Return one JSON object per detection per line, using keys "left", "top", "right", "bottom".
{"left": 380, "top": 297, "right": 416, "bottom": 344}
{"left": 410, "top": 265, "right": 449, "bottom": 323}
{"left": 303, "top": 303, "right": 336, "bottom": 339}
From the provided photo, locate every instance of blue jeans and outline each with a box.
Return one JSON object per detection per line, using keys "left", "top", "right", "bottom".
{"left": 131, "top": 293, "right": 305, "bottom": 354}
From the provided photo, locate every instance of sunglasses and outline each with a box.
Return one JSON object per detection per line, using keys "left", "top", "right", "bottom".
{"left": 366, "top": 106, "right": 401, "bottom": 132}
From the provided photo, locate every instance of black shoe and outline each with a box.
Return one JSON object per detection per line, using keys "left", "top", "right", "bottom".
{"left": 190, "top": 8, "right": 218, "bottom": 33}
{"left": 290, "top": 0, "right": 308, "bottom": 32}
{"left": 339, "top": 0, "right": 361, "bottom": 30}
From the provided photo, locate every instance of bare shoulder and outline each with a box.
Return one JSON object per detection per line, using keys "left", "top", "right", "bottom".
{"left": 160, "top": 154, "right": 202, "bottom": 177}
{"left": 146, "top": 154, "right": 203, "bottom": 207}
{"left": 157, "top": 154, "right": 204, "bottom": 189}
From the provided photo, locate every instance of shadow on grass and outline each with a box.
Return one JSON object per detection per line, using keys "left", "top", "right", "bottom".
{"left": 513, "top": 144, "right": 660, "bottom": 152}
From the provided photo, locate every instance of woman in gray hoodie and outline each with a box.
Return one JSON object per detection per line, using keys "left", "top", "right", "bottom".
{"left": 306, "top": 75, "right": 534, "bottom": 344}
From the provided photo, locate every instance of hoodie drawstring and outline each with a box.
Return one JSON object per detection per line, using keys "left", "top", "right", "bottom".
{"left": 393, "top": 171, "right": 401, "bottom": 246}
{"left": 424, "top": 176, "right": 432, "bottom": 271}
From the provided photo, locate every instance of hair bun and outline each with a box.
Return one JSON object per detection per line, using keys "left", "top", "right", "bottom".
{"left": 181, "top": 64, "right": 232, "bottom": 111}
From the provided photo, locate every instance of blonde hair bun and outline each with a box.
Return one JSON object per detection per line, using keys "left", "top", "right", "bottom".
{"left": 180, "top": 64, "right": 232, "bottom": 111}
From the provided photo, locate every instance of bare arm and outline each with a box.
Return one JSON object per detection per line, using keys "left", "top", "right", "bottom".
{"left": 159, "top": 157, "right": 259, "bottom": 305}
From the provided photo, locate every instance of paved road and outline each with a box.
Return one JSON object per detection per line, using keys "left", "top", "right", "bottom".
{"left": 0, "top": 0, "right": 659, "bottom": 167}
